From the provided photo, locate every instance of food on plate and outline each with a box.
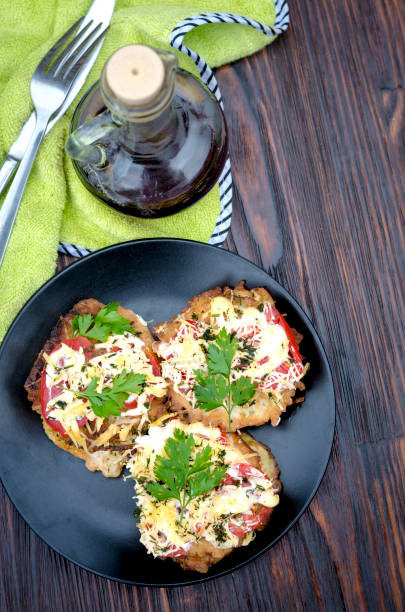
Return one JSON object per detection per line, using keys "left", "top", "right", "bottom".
{"left": 153, "top": 281, "right": 308, "bottom": 431}
{"left": 24, "top": 299, "right": 168, "bottom": 477}
{"left": 22, "top": 283, "right": 309, "bottom": 573}
{"left": 127, "top": 418, "right": 281, "bottom": 573}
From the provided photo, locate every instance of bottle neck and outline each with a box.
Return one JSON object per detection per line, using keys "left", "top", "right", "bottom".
{"left": 100, "top": 48, "right": 177, "bottom": 124}
{"left": 110, "top": 95, "right": 180, "bottom": 156}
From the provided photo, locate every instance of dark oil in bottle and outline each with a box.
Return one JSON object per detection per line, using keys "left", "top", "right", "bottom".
{"left": 70, "top": 70, "right": 228, "bottom": 218}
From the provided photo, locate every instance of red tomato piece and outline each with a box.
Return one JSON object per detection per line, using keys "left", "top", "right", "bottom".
{"left": 228, "top": 506, "right": 272, "bottom": 536}
{"left": 216, "top": 431, "right": 229, "bottom": 446}
{"left": 166, "top": 545, "right": 187, "bottom": 558}
{"left": 185, "top": 319, "right": 199, "bottom": 327}
{"left": 228, "top": 522, "right": 247, "bottom": 537}
{"left": 40, "top": 337, "right": 92, "bottom": 437}
{"left": 221, "top": 473, "right": 235, "bottom": 486}
{"left": 123, "top": 397, "right": 138, "bottom": 411}
{"left": 185, "top": 320, "right": 200, "bottom": 338}
{"left": 54, "top": 337, "right": 97, "bottom": 361}
{"left": 254, "top": 506, "right": 272, "bottom": 524}
{"left": 233, "top": 462, "right": 263, "bottom": 479}
{"left": 222, "top": 462, "right": 268, "bottom": 487}
{"left": 149, "top": 353, "right": 161, "bottom": 376}
{"left": 144, "top": 347, "right": 161, "bottom": 376}
{"left": 180, "top": 370, "right": 195, "bottom": 387}
{"left": 275, "top": 362, "right": 290, "bottom": 375}
{"left": 40, "top": 369, "right": 68, "bottom": 438}
{"left": 264, "top": 304, "right": 302, "bottom": 363}
{"left": 61, "top": 337, "right": 92, "bottom": 352}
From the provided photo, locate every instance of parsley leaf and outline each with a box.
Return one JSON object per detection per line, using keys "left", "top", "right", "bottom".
{"left": 194, "top": 370, "right": 229, "bottom": 411}
{"left": 193, "top": 328, "right": 258, "bottom": 431}
{"left": 71, "top": 313, "right": 93, "bottom": 337}
{"left": 96, "top": 302, "right": 134, "bottom": 334}
{"left": 206, "top": 327, "right": 238, "bottom": 376}
{"left": 80, "top": 321, "right": 108, "bottom": 342}
{"left": 73, "top": 370, "right": 146, "bottom": 418}
{"left": 72, "top": 302, "right": 134, "bottom": 342}
{"left": 232, "top": 376, "right": 257, "bottom": 406}
{"left": 146, "top": 428, "right": 227, "bottom": 522}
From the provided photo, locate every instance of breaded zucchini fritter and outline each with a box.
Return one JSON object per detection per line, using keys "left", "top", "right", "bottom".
{"left": 25, "top": 299, "right": 168, "bottom": 477}
{"left": 127, "top": 419, "right": 281, "bottom": 573}
{"left": 153, "top": 282, "right": 308, "bottom": 430}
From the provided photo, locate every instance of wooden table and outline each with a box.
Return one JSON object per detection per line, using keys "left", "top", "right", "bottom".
{"left": 1, "top": 1, "right": 404, "bottom": 610}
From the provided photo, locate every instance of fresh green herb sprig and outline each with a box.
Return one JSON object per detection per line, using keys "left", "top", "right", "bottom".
{"left": 72, "top": 302, "right": 134, "bottom": 342}
{"left": 71, "top": 370, "right": 146, "bottom": 418}
{"left": 146, "top": 428, "right": 227, "bottom": 523}
{"left": 193, "top": 328, "right": 257, "bottom": 431}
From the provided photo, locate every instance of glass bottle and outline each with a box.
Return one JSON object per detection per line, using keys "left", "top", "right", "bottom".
{"left": 65, "top": 45, "right": 228, "bottom": 218}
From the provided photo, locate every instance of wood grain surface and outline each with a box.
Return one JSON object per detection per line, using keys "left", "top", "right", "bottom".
{"left": 1, "top": 0, "right": 404, "bottom": 610}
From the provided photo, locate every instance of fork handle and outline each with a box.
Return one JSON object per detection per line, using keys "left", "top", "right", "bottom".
{"left": 0, "top": 156, "right": 18, "bottom": 195}
{"left": 0, "top": 112, "right": 49, "bottom": 268}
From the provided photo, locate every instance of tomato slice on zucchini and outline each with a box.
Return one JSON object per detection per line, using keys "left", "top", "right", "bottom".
{"left": 264, "top": 304, "right": 302, "bottom": 363}
{"left": 228, "top": 506, "right": 271, "bottom": 537}
{"left": 41, "top": 337, "right": 162, "bottom": 437}
{"left": 40, "top": 337, "right": 94, "bottom": 438}
{"left": 216, "top": 431, "right": 229, "bottom": 446}
{"left": 144, "top": 347, "right": 161, "bottom": 376}
{"left": 166, "top": 545, "right": 188, "bottom": 558}
{"left": 122, "top": 397, "right": 138, "bottom": 411}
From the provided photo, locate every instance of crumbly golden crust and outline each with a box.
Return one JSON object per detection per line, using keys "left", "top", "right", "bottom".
{"left": 153, "top": 287, "right": 223, "bottom": 342}
{"left": 153, "top": 282, "right": 306, "bottom": 430}
{"left": 41, "top": 418, "right": 130, "bottom": 478}
{"left": 42, "top": 417, "right": 87, "bottom": 460}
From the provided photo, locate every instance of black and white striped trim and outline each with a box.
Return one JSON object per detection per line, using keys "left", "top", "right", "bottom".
{"left": 58, "top": 241, "right": 93, "bottom": 257}
{"left": 58, "top": 2, "right": 289, "bottom": 256}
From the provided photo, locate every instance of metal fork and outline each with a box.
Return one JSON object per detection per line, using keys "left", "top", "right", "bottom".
{"left": 0, "top": 18, "right": 108, "bottom": 267}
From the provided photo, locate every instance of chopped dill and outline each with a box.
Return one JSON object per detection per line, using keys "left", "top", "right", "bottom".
{"left": 213, "top": 522, "right": 228, "bottom": 543}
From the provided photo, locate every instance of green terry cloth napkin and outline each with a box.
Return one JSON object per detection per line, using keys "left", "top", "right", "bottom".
{"left": 0, "top": 0, "right": 288, "bottom": 342}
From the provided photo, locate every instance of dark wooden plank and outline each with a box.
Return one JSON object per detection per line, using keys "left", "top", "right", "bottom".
{"left": 1, "top": 0, "right": 405, "bottom": 610}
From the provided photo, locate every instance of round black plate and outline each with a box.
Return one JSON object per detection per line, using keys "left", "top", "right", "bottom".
{"left": 0, "top": 239, "right": 335, "bottom": 586}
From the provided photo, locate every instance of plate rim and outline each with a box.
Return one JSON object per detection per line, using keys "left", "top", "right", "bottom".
{"left": 0, "top": 238, "right": 336, "bottom": 587}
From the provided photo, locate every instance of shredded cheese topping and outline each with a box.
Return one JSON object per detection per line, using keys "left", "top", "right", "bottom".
{"left": 43, "top": 331, "right": 167, "bottom": 457}
{"left": 127, "top": 420, "right": 280, "bottom": 558}
{"left": 156, "top": 296, "right": 306, "bottom": 413}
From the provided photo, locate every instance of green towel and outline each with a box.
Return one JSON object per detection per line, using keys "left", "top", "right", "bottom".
{"left": 0, "top": 0, "right": 283, "bottom": 342}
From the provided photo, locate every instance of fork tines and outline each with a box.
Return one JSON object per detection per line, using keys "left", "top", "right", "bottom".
{"left": 39, "top": 17, "right": 107, "bottom": 82}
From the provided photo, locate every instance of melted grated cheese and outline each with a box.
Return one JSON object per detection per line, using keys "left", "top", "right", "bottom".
{"left": 119, "top": 423, "right": 133, "bottom": 442}
{"left": 127, "top": 420, "right": 280, "bottom": 558}
{"left": 43, "top": 331, "right": 167, "bottom": 452}
{"left": 94, "top": 424, "right": 119, "bottom": 446}
{"left": 156, "top": 297, "right": 305, "bottom": 409}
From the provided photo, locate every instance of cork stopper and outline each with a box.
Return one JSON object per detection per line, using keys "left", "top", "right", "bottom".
{"left": 103, "top": 45, "right": 165, "bottom": 107}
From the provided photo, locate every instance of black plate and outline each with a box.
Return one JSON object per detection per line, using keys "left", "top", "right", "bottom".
{"left": 0, "top": 239, "right": 335, "bottom": 586}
